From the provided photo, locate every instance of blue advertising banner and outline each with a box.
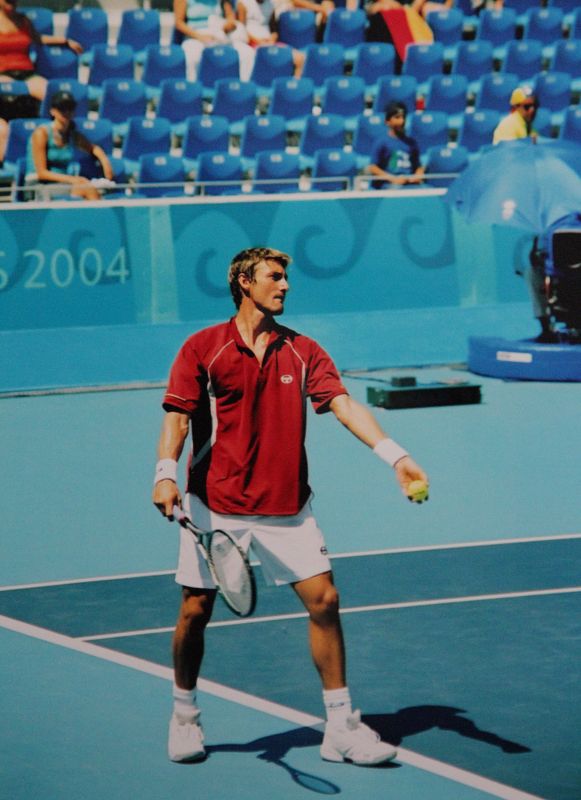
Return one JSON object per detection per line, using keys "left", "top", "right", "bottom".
{"left": 0, "top": 194, "right": 530, "bottom": 333}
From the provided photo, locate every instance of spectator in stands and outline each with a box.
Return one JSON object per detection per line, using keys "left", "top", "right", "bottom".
{"left": 26, "top": 90, "right": 114, "bottom": 201}
{"left": 493, "top": 85, "right": 538, "bottom": 145}
{"left": 173, "top": 0, "right": 255, "bottom": 81}
{"left": 0, "top": 0, "right": 83, "bottom": 102}
{"left": 366, "top": 101, "right": 425, "bottom": 188}
{"left": 0, "top": 117, "right": 8, "bottom": 163}
{"left": 235, "top": 0, "right": 305, "bottom": 76}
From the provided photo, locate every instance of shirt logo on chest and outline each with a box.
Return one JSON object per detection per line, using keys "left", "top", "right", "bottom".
{"left": 280, "top": 374, "right": 293, "bottom": 384}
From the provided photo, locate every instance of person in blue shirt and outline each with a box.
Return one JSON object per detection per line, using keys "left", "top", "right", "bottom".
{"left": 27, "top": 90, "right": 114, "bottom": 200}
{"left": 367, "top": 101, "right": 424, "bottom": 189}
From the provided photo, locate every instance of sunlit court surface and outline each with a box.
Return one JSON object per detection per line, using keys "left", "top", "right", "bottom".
{"left": 1, "top": 357, "right": 580, "bottom": 800}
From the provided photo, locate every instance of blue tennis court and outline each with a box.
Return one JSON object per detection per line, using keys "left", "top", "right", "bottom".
{"left": 1, "top": 362, "right": 580, "bottom": 800}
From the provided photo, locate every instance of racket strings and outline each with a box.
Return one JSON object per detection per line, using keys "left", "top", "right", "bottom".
{"left": 209, "top": 531, "right": 255, "bottom": 617}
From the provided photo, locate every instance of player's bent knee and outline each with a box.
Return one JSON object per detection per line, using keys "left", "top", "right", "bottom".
{"left": 178, "top": 588, "right": 216, "bottom": 628}
{"left": 309, "top": 585, "right": 340, "bottom": 622}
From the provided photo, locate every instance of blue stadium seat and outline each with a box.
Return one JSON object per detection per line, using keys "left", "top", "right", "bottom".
{"left": 321, "top": 75, "right": 366, "bottom": 131}
{"left": 239, "top": 114, "right": 287, "bottom": 171}
{"left": 299, "top": 113, "right": 345, "bottom": 170}
{"left": 34, "top": 45, "right": 79, "bottom": 80}
{"left": 211, "top": 79, "right": 258, "bottom": 136}
{"left": 501, "top": 39, "right": 543, "bottom": 82}
{"left": 156, "top": 79, "right": 204, "bottom": 139}
{"left": 351, "top": 42, "right": 396, "bottom": 100}
{"left": 198, "top": 45, "right": 240, "bottom": 99}
{"left": 409, "top": 110, "right": 450, "bottom": 155}
{"left": 87, "top": 44, "right": 136, "bottom": 102}
{"left": 570, "top": 9, "right": 581, "bottom": 40}
{"left": 425, "top": 143, "right": 469, "bottom": 187}
{"left": 523, "top": 7, "right": 565, "bottom": 60}
{"left": 533, "top": 106, "right": 553, "bottom": 138}
{"left": 451, "top": 40, "right": 494, "bottom": 95}
{"left": 424, "top": 74, "right": 468, "bottom": 131}
{"left": 503, "top": 0, "right": 537, "bottom": 27}
{"left": 137, "top": 154, "right": 186, "bottom": 197}
{"left": 141, "top": 45, "right": 186, "bottom": 100}
{"left": 559, "top": 105, "right": 581, "bottom": 144}
{"left": 40, "top": 79, "right": 89, "bottom": 118}
{"left": 534, "top": 70, "right": 572, "bottom": 127}
{"left": 269, "top": 77, "right": 315, "bottom": 134}
{"left": 181, "top": 114, "right": 230, "bottom": 177}
{"left": 65, "top": 8, "right": 109, "bottom": 66}
{"left": 475, "top": 71, "right": 519, "bottom": 112}
{"left": 250, "top": 45, "right": 294, "bottom": 99}
{"left": 372, "top": 75, "right": 417, "bottom": 116}
{"left": 121, "top": 116, "right": 172, "bottom": 177}
{"left": 457, "top": 109, "right": 501, "bottom": 155}
{"left": 351, "top": 112, "right": 384, "bottom": 169}
{"left": 117, "top": 9, "right": 161, "bottom": 64}
{"left": 23, "top": 7, "right": 54, "bottom": 35}
{"left": 253, "top": 150, "right": 301, "bottom": 194}
{"left": 311, "top": 148, "right": 358, "bottom": 192}
{"left": 323, "top": 9, "right": 366, "bottom": 61}
{"left": 74, "top": 117, "right": 114, "bottom": 179}
{"left": 425, "top": 8, "right": 465, "bottom": 62}
{"left": 547, "top": 0, "right": 578, "bottom": 14}
{"left": 1, "top": 117, "right": 48, "bottom": 177}
{"left": 551, "top": 39, "right": 581, "bottom": 94}
{"left": 476, "top": 8, "right": 517, "bottom": 62}
{"left": 99, "top": 79, "right": 147, "bottom": 138}
{"left": 196, "top": 152, "right": 244, "bottom": 195}
{"left": 277, "top": 10, "right": 317, "bottom": 50}
{"left": 402, "top": 42, "right": 445, "bottom": 96}
{"left": 302, "top": 43, "right": 346, "bottom": 94}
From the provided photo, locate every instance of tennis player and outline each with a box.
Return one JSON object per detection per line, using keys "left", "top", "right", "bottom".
{"left": 153, "top": 246, "right": 429, "bottom": 765}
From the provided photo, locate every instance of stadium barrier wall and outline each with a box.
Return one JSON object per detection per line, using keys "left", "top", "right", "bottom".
{"left": 0, "top": 192, "right": 535, "bottom": 391}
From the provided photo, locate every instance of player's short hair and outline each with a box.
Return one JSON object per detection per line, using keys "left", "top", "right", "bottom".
{"left": 228, "top": 247, "right": 292, "bottom": 308}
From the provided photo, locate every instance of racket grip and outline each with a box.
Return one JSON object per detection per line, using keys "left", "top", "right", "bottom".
{"left": 172, "top": 504, "right": 186, "bottom": 524}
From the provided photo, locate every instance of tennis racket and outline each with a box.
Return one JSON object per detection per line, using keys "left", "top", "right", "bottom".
{"left": 173, "top": 505, "right": 257, "bottom": 618}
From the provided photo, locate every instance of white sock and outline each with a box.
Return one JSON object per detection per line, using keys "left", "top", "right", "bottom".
{"left": 323, "top": 687, "right": 352, "bottom": 725}
{"left": 173, "top": 684, "right": 199, "bottom": 723}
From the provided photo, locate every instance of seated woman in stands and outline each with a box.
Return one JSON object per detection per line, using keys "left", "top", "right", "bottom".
{"left": 173, "top": 0, "right": 255, "bottom": 81}
{"left": 26, "top": 91, "right": 114, "bottom": 201}
{"left": 0, "top": 0, "right": 83, "bottom": 102}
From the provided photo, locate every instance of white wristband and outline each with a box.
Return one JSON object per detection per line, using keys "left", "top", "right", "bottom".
{"left": 154, "top": 458, "right": 178, "bottom": 485}
{"left": 373, "top": 438, "right": 409, "bottom": 467}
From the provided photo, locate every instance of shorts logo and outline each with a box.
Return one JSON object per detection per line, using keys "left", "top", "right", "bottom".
{"left": 320, "top": 546, "right": 328, "bottom": 555}
{"left": 281, "top": 374, "right": 293, "bottom": 384}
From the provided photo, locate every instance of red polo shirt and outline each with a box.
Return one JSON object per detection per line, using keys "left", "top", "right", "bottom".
{"left": 163, "top": 318, "right": 348, "bottom": 516}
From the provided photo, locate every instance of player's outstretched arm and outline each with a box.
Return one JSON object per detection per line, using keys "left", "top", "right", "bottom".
{"left": 329, "top": 394, "right": 429, "bottom": 502}
{"left": 152, "top": 410, "right": 190, "bottom": 519}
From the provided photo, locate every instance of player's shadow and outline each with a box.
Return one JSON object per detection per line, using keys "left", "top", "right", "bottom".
{"left": 206, "top": 725, "right": 399, "bottom": 794}
{"left": 363, "top": 706, "right": 531, "bottom": 754}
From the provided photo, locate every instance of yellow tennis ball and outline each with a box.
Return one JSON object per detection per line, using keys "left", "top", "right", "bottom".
{"left": 408, "top": 480, "right": 429, "bottom": 503}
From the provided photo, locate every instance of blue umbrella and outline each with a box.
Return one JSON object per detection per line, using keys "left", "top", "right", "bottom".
{"left": 446, "top": 139, "right": 581, "bottom": 234}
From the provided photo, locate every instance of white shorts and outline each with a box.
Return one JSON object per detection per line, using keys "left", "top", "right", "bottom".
{"left": 175, "top": 494, "right": 332, "bottom": 589}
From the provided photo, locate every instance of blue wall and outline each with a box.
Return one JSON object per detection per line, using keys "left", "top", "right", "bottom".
{"left": 0, "top": 193, "right": 535, "bottom": 390}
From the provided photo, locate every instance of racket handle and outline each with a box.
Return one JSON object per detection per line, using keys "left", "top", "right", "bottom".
{"left": 172, "top": 504, "right": 186, "bottom": 524}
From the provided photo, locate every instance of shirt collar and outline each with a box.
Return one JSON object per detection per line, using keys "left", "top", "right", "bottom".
{"left": 229, "top": 317, "right": 286, "bottom": 353}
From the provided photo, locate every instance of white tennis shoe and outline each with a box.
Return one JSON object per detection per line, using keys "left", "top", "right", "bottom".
{"left": 320, "top": 710, "right": 397, "bottom": 766}
{"left": 168, "top": 711, "right": 206, "bottom": 762}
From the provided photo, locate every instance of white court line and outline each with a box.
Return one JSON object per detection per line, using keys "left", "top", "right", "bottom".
{"left": 0, "top": 613, "right": 546, "bottom": 800}
{"left": 81, "top": 585, "right": 581, "bottom": 641}
{"left": 1, "top": 532, "right": 580, "bottom": 593}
